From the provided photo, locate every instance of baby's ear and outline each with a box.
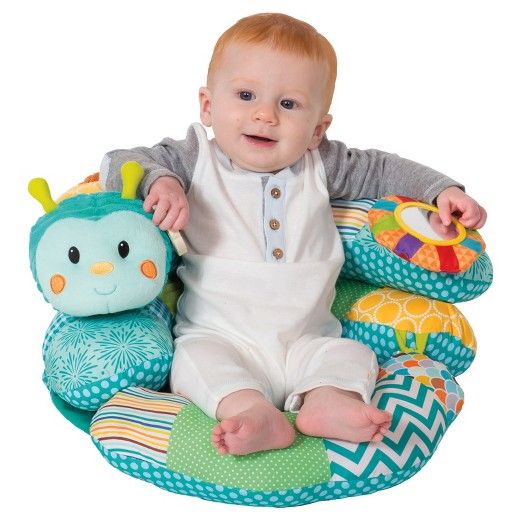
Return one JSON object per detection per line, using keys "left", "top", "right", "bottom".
{"left": 199, "top": 87, "right": 213, "bottom": 127}
{"left": 308, "top": 114, "right": 332, "bottom": 149}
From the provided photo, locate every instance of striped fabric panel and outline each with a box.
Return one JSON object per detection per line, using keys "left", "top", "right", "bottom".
{"left": 91, "top": 387, "right": 189, "bottom": 466}
{"left": 332, "top": 199, "right": 376, "bottom": 241}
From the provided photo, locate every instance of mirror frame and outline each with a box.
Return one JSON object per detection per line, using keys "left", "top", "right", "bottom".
{"left": 394, "top": 201, "right": 466, "bottom": 246}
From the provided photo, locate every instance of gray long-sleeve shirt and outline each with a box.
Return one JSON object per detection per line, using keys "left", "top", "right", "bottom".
{"left": 100, "top": 123, "right": 463, "bottom": 203}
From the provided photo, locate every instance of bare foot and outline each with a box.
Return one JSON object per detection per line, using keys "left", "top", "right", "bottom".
{"left": 212, "top": 401, "right": 295, "bottom": 455}
{"left": 295, "top": 386, "right": 392, "bottom": 443}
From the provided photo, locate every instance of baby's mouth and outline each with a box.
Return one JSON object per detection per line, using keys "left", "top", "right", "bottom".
{"left": 244, "top": 134, "right": 277, "bottom": 145}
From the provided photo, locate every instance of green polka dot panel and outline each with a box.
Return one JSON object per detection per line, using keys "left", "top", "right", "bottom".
{"left": 331, "top": 277, "right": 378, "bottom": 318}
{"left": 166, "top": 405, "right": 331, "bottom": 491}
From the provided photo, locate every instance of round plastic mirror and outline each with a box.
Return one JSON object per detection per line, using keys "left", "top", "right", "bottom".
{"left": 394, "top": 202, "right": 466, "bottom": 246}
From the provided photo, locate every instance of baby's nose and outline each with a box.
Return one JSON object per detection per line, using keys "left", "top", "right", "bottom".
{"left": 253, "top": 104, "right": 278, "bottom": 125}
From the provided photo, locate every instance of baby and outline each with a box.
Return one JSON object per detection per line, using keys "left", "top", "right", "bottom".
{"left": 101, "top": 13, "right": 486, "bottom": 456}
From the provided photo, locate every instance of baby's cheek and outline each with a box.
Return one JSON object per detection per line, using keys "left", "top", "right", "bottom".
{"left": 140, "top": 260, "right": 157, "bottom": 279}
{"left": 50, "top": 274, "right": 66, "bottom": 294}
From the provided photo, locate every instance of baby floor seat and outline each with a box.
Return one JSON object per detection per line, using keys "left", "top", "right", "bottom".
{"left": 29, "top": 170, "right": 491, "bottom": 507}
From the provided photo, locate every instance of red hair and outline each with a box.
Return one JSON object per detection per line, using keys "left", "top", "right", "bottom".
{"left": 207, "top": 13, "right": 337, "bottom": 112}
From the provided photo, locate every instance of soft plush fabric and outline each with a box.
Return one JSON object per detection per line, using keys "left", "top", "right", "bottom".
{"left": 30, "top": 168, "right": 176, "bottom": 409}
{"left": 43, "top": 299, "right": 173, "bottom": 410}
{"left": 332, "top": 278, "right": 476, "bottom": 376}
{"left": 88, "top": 353, "right": 463, "bottom": 507}
{"left": 29, "top": 167, "right": 176, "bottom": 316}
{"left": 167, "top": 408, "right": 331, "bottom": 491}
{"left": 332, "top": 199, "right": 493, "bottom": 302}
{"left": 29, "top": 193, "right": 175, "bottom": 315}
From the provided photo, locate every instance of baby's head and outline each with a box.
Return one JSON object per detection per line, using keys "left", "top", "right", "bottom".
{"left": 199, "top": 13, "right": 337, "bottom": 172}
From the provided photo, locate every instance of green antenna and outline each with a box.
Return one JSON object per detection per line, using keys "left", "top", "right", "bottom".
{"left": 121, "top": 161, "right": 144, "bottom": 200}
{"left": 28, "top": 178, "right": 59, "bottom": 213}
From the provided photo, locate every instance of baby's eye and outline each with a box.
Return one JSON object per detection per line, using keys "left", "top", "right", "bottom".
{"left": 239, "top": 91, "right": 255, "bottom": 101}
{"left": 280, "top": 99, "right": 296, "bottom": 110}
{"left": 68, "top": 246, "right": 80, "bottom": 264}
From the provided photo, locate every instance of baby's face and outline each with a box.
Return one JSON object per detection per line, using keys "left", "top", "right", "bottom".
{"left": 200, "top": 43, "right": 332, "bottom": 172}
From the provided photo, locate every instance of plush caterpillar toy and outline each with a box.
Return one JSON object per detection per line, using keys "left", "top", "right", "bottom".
{"left": 28, "top": 162, "right": 176, "bottom": 410}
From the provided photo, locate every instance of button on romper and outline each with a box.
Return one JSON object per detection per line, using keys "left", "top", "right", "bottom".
{"left": 170, "top": 124, "right": 378, "bottom": 419}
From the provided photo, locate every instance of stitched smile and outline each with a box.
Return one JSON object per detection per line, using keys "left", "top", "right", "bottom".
{"left": 94, "top": 285, "right": 117, "bottom": 296}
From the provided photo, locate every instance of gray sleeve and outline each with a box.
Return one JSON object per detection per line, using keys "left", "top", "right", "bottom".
{"left": 319, "top": 136, "right": 464, "bottom": 204}
{"left": 100, "top": 124, "right": 199, "bottom": 198}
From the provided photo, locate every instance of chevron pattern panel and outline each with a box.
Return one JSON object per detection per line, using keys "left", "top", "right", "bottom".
{"left": 325, "top": 373, "right": 448, "bottom": 481}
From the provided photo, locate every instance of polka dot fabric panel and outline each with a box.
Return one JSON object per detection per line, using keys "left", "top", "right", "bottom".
{"left": 90, "top": 354, "right": 463, "bottom": 506}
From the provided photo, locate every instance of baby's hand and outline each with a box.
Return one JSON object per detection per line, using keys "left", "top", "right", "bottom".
{"left": 435, "top": 186, "right": 487, "bottom": 230}
{"left": 143, "top": 176, "right": 189, "bottom": 231}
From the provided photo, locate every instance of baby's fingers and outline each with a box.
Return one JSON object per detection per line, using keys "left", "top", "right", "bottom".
{"left": 156, "top": 203, "right": 189, "bottom": 231}
{"left": 151, "top": 198, "right": 171, "bottom": 227}
{"left": 475, "top": 206, "right": 487, "bottom": 228}
{"left": 436, "top": 200, "right": 454, "bottom": 227}
{"left": 143, "top": 192, "right": 159, "bottom": 213}
{"left": 157, "top": 210, "right": 177, "bottom": 231}
{"left": 460, "top": 205, "right": 487, "bottom": 229}
{"left": 172, "top": 205, "right": 189, "bottom": 231}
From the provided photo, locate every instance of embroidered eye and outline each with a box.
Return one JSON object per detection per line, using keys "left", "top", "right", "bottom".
{"left": 68, "top": 246, "right": 80, "bottom": 264}
{"left": 280, "top": 99, "right": 296, "bottom": 110}
{"left": 239, "top": 91, "right": 254, "bottom": 101}
{"left": 118, "top": 241, "right": 130, "bottom": 258}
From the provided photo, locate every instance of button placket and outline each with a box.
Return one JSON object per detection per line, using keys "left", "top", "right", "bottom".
{"left": 263, "top": 178, "right": 287, "bottom": 262}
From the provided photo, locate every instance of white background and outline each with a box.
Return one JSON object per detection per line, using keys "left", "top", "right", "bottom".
{"left": 2, "top": 0, "right": 518, "bottom": 518}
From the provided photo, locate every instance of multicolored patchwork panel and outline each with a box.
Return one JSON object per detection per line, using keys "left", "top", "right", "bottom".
{"left": 89, "top": 354, "right": 463, "bottom": 507}
{"left": 369, "top": 195, "right": 485, "bottom": 273}
{"left": 332, "top": 278, "right": 476, "bottom": 376}
{"left": 331, "top": 199, "right": 493, "bottom": 303}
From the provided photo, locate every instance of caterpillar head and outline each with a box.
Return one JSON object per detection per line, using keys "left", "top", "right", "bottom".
{"left": 28, "top": 162, "right": 174, "bottom": 316}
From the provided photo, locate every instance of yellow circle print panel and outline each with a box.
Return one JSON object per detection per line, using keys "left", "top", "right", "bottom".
{"left": 347, "top": 287, "right": 476, "bottom": 349}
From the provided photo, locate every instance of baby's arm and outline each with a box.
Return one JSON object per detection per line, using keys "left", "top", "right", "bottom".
{"left": 320, "top": 137, "right": 486, "bottom": 229}
{"left": 100, "top": 125, "right": 199, "bottom": 230}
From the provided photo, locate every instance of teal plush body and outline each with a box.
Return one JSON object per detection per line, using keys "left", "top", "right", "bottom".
{"left": 43, "top": 300, "right": 173, "bottom": 410}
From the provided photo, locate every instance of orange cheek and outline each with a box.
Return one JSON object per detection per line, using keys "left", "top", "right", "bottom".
{"left": 140, "top": 260, "right": 157, "bottom": 279}
{"left": 50, "top": 274, "right": 66, "bottom": 294}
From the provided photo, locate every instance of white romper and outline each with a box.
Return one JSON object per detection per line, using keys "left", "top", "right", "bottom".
{"left": 169, "top": 125, "right": 378, "bottom": 418}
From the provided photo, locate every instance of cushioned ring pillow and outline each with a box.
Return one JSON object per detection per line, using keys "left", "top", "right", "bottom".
{"left": 32, "top": 177, "right": 489, "bottom": 506}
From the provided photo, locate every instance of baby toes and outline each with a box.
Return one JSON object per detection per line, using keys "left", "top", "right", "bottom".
{"left": 371, "top": 432, "right": 384, "bottom": 443}
{"left": 368, "top": 407, "right": 392, "bottom": 426}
